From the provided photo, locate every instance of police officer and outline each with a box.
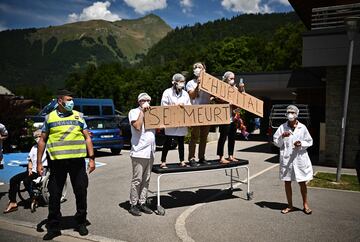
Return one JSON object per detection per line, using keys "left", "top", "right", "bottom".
{"left": 37, "top": 89, "right": 95, "bottom": 240}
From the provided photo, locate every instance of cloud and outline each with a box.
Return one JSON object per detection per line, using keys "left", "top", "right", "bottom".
{"left": 123, "top": 0, "right": 167, "bottom": 14}
{"left": 180, "top": 0, "right": 193, "bottom": 13}
{"left": 221, "top": 0, "right": 272, "bottom": 13}
{"left": 180, "top": 0, "right": 193, "bottom": 8}
{"left": 68, "top": 1, "right": 121, "bottom": 22}
{"left": 273, "top": 0, "right": 291, "bottom": 6}
{"left": 0, "top": 23, "right": 7, "bottom": 31}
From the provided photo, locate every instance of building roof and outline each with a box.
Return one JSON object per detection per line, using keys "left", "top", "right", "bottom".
{"left": 288, "top": 68, "right": 326, "bottom": 88}
{"left": 289, "top": 0, "right": 360, "bottom": 29}
{"left": 214, "top": 71, "right": 296, "bottom": 101}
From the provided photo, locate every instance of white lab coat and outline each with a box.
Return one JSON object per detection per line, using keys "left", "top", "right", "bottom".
{"left": 273, "top": 121, "right": 313, "bottom": 182}
{"left": 161, "top": 87, "right": 191, "bottom": 136}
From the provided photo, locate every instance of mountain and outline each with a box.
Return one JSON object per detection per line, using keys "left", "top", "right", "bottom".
{"left": 0, "top": 14, "right": 171, "bottom": 90}
{"left": 142, "top": 12, "right": 300, "bottom": 67}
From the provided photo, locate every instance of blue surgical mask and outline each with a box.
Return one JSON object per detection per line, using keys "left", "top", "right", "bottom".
{"left": 62, "top": 100, "right": 74, "bottom": 112}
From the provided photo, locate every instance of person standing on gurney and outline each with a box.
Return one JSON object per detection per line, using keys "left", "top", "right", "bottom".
{"left": 216, "top": 71, "right": 245, "bottom": 164}
{"left": 160, "top": 73, "right": 191, "bottom": 168}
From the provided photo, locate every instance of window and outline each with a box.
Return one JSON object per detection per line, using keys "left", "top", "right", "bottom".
{"left": 83, "top": 105, "right": 100, "bottom": 116}
{"left": 87, "top": 118, "right": 117, "bottom": 129}
{"left": 74, "top": 105, "right": 81, "bottom": 112}
{"left": 102, "top": 106, "right": 113, "bottom": 115}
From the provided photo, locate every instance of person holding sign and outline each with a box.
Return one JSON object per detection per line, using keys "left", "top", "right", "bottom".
{"left": 216, "top": 71, "right": 245, "bottom": 164}
{"left": 186, "top": 62, "right": 211, "bottom": 167}
{"left": 160, "top": 73, "right": 191, "bottom": 168}
{"left": 273, "top": 105, "right": 313, "bottom": 215}
{"left": 128, "top": 93, "right": 155, "bottom": 216}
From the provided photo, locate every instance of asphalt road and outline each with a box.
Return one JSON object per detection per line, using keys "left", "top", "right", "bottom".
{"left": 0, "top": 140, "right": 359, "bottom": 242}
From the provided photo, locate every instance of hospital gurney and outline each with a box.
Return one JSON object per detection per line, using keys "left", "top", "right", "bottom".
{"left": 151, "top": 159, "right": 253, "bottom": 215}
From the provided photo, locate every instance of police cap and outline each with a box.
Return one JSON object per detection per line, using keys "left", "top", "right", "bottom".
{"left": 57, "top": 89, "right": 74, "bottom": 98}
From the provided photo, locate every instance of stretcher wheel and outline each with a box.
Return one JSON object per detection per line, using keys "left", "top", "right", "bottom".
{"left": 156, "top": 205, "right": 166, "bottom": 216}
{"left": 247, "top": 192, "right": 254, "bottom": 200}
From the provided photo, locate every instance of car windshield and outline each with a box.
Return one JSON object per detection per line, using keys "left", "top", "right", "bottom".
{"left": 87, "top": 119, "right": 118, "bottom": 129}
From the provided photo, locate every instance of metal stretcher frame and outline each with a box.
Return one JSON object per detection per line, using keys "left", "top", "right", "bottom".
{"left": 152, "top": 164, "right": 252, "bottom": 215}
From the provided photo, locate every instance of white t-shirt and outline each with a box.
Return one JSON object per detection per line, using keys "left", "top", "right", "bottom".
{"left": 0, "top": 123, "right": 8, "bottom": 154}
{"left": 186, "top": 78, "right": 211, "bottom": 105}
{"left": 128, "top": 107, "right": 156, "bottom": 159}
{"left": 27, "top": 145, "right": 48, "bottom": 173}
{"left": 161, "top": 87, "right": 191, "bottom": 136}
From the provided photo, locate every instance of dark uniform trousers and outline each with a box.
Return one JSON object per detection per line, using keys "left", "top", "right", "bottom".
{"left": 217, "top": 121, "right": 237, "bottom": 157}
{"left": 47, "top": 157, "right": 88, "bottom": 231}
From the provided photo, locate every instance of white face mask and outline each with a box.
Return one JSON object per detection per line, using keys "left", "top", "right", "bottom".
{"left": 34, "top": 137, "right": 40, "bottom": 143}
{"left": 141, "top": 101, "right": 150, "bottom": 108}
{"left": 193, "top": 68, "right": 202, "bottom": 77}
{"left": 287, "top": 113, "right": 297, "bottom": 121}
{"left": 229, "top": 80, "right": 235, "bottom": 86}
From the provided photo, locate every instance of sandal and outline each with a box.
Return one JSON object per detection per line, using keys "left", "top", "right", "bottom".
{"left": 160, "top": 163, "right": 168, "bottom": 169}
{"left": 303, "top": 208, "right": 312, "bottom": 215}
{"left": 179, "top": 161, "right": 189, "bottom": 167}
{"left": 281, "top": 207, "right": 295, "bottom": 214}
{"left": 3, "top": 206, "right": 18, "bottom": 214}
{"left": 228, "top": 157, "right": 239, "bottom": 162}
{"left": 220, "top": 158, "right": 230, "bottom": 164}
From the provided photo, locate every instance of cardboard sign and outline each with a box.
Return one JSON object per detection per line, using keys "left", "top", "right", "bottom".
{"left": 199, "top": 72, "right": 263, "bottom": 117}
{"left": 144, "top": 104, "right": 231, "bottom": 129}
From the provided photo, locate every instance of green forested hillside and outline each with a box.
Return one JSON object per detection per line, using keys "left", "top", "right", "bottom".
{"left": 0, "top": 14, "right": 171, "bottom": 89}
{"left": 142, "top": 12, "right": 300, "bottom": 70}
{"left": 64, "top": 12, "right": 305, "bottom": 112}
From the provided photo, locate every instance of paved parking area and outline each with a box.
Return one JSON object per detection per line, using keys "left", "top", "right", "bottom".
{"left": 0, "top": 140, "right": 359, "bottom": 241}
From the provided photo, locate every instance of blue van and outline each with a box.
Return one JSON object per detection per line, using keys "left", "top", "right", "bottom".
{"left": 25, "top": 98, "right": 124, "bottom": 154}
{"left": 39, "top": 98, "right": 115, "bottom": 116}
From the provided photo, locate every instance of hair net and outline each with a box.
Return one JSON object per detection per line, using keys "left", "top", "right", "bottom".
{"left": 222, "top": 71, "right": 234, "bottom": 81}
{"left": 193, "top": 62, "right": 205, "bottom": 70}
{"left": 33, "top": 129, "right": 42, "bottom": 138}
{"left": 172, "top": 73, "right": 185, "bottom": 83}
{"left": 137, "top": 93, "right": 151, "bottom": 102}
{"left": 286, "top": 105, "right": 299, "bottom": 115}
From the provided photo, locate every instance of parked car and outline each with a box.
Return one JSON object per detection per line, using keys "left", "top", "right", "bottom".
{"left": 267, "top": 104, "right": 311, "bottom": 152}
{"left": 85, "top": 116, "right": 124, "bottom": 155}
{"left": 119, "top": 117, "right": 177, "bottom": 149}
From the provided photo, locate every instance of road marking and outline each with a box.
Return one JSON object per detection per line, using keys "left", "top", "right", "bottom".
{"left": 0, "top": 216, "right": 127, "bottom": 242}
{"left": 175, "top": 163, "right": 279, "bottom": 242}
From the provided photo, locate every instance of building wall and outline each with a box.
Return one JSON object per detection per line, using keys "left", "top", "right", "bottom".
{"left": 325, "top": 66, "right": 360, "bottom": 167}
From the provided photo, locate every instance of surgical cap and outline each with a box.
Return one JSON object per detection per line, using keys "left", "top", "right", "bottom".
{"left": 222, "top": 71, "right": 234, "bottom": 81}
{"left": 172, "top": 73, "right": 185, "bottom": 82}
{"left": 286, "top": 105, "right": 299, "bottom": 115}
{"left": 33, "top": 129, "right": 42, "bottom": 138}
{"left": 137, "top": 92, "right": 151, "bottom": 102}
{"left": 193, "top": 62, "right": 205, "bottom": 70}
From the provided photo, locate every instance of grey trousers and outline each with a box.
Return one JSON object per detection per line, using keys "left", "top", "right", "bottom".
{"left": 129, "top": 155, "right": 154, "bottom": 206}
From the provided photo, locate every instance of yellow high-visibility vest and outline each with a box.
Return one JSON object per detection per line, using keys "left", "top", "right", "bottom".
{"left": 46, "top": 110, "right": 87, "bottom": 160}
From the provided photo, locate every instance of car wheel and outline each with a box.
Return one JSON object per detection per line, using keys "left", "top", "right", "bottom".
{"left": 111, "top": 148, "right": 121, "bottom": 155}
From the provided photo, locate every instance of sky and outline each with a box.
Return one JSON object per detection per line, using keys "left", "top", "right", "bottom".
{"left": 0, "top": 0, "right": 294, "bottom": 31}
